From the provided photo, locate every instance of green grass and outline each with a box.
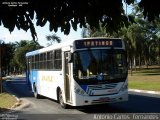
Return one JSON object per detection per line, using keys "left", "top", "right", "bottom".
{"left": 128, "top": 67, "right": 160, "bottom": 91}
{"left": 0, "top": 93, "right": 17, "bottom": 112}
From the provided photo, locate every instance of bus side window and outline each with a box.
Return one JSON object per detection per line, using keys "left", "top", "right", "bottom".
{"left": 54, "top": 49, "right": 62, "bottom": 70}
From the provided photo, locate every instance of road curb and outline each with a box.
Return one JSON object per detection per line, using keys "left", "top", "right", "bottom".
{"left": 5, "top": 99, "right": 31, "bottom": 114}
{"left": 10, "top": 95, "right": 21, "bottom": 109}
{"left": 12, "top": 98, "right": 31, "bottom": 111}
{"left": 129, "top": 89, "right": 160, "bottom": 95}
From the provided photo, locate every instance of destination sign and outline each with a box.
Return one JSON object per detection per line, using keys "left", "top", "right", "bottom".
{"left": 75, "top": 39, "right": 122, "bottom": 49}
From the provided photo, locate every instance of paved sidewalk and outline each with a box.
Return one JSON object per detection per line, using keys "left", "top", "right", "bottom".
{"left": 129, "top": 89, "right": 160, "bottom": 95}
{"left": 128, "top": 89, "right": 160, "bottom": 98}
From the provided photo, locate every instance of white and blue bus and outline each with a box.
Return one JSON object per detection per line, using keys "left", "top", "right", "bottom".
{"left": 26, "top": 38, "right": 128, "bottom": 108}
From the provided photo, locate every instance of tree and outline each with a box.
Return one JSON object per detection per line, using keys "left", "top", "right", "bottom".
{"left": 46, "top": 34, "right": 61, "bottom": 46}
{"left": 81, "top": 24, "right": 110, "bottom": 38}
{"left": 0, "top": 40, "right": 5, "bottom": 77}
{"left": 15, "top": 40, "right": 28, "bottom": 48}
{"left": 82, "top": 12, "right": 160, "bottom": 74}
{"left": 0, "top": 0, "right": 160, "bottom": 41}
{"left": 12, "top": 40, "right": 42, "bottom": 72}
{"left": 0, "top": 40, "right": 15, "bottom": 75}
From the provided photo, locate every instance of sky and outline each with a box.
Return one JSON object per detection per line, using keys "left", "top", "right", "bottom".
{"left": 0, "top": 21, "right": 82, "bottom": 47}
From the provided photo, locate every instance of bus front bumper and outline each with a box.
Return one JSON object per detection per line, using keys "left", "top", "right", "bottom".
{"left": 71, "top": 90, "right": 128, "bottom": 106}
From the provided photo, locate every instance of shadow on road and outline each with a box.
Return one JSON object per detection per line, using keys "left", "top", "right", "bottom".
{"left": 76, "top": 94, "right": 160, "bottom": 113}
{"left": 3, "top": 78, "right": 160, "bottom": 113}
{"left": 3, "top": 79, "right": 34, "bottom": 98}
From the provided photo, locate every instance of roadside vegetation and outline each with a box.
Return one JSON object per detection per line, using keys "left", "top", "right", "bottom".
{"left": 0, "top": 93, "right": 17, "bottom": 112}
{"left": 0, "top": 33, "right": 61, "bottom": 77}
{"left": 128, "top": 66, "right": 160, "bottom": 91}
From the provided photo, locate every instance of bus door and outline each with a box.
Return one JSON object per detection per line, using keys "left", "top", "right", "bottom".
{"left": 64, "top": 51, "right": 72, "bottom": 102}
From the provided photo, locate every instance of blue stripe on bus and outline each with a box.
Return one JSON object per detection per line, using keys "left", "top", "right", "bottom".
{"left": 81, "top": 85, "right": 88, "bottom": 91}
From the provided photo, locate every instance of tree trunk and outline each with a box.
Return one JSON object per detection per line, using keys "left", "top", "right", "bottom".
{"left": 134, "top": 56, "right": 137, "bottom": 71}
{"left": 130, "top": 58, "right": 133, "bottom": 76}
{"left": 145, "top": 59, "right": 149, "bottom": 69}
{"left": 139, "top": 55, "right": 141, "bottom": 70}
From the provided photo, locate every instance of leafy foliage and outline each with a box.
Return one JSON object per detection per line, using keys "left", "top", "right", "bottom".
{"left": 13, "top": 40, "right": 42, "bottom": 70}
{"left": 82, "top": 5, "right": 160, "bottom": 70}
{"left": 139, "top": 0, "right": 160, "bottom": 21}
{"left": 46, "top": 34, "right": 61, "bottom": 46}
{"left": 0, "top": 40, "right": 14, "bottom": 75}
{"left": 1, "top": 0, "right": 159, "bottom": 41}
{"left": 0, "top": 40, "right": 42, "bottom": 75}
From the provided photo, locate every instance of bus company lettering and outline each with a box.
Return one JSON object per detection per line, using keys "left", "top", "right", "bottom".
{"left": 84, "top": 40, "right": 113, "bottom": 47}
{"left": 41, "top": 76, "right": 53, "bottom": 82}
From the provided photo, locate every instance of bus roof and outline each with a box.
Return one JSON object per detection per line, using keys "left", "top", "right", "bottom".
{"left": 26, "top": 37, "right": 123, "bottom": 57}
{"left": 26, "top": 40, "right": 74, "bottom": 57}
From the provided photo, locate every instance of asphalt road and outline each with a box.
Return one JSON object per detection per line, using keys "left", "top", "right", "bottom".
{"left": 3, "top": 77, "right": 160, "bottom": 120}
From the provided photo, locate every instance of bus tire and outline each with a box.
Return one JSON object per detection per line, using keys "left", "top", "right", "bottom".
{"left": 58, "top": 89, "right": 67, "bottom": 109}
{"left": 33, "top": 84, "right": 40, "bottom": 99}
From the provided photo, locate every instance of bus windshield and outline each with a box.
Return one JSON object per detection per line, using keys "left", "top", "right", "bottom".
{"left": 73, "top": 49, "right": 127, "bottom": 83}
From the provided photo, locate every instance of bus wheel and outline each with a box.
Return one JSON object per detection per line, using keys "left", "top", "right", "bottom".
{"left": 58, "top": 90, "right": 67, "bottom": 109}
{"left": 33, "top": 84, "right": 40, "bottom": 99}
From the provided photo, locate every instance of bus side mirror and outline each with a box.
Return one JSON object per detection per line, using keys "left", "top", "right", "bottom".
{"left": 68, "top": 53, "right": 73, "bottom": 63}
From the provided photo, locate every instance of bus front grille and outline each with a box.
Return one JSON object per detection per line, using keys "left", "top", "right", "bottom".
{"left": 85, "top": 83, "right": 122, "bottom": 96}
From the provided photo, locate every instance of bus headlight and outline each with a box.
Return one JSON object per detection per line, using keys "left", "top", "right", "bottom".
{"left": 74, "top": 87, "right": 85, "bottom": 95}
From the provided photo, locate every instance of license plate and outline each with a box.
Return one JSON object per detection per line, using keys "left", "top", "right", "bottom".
{"left": 99, "top": 97, "right": 110, "bottom": 102}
